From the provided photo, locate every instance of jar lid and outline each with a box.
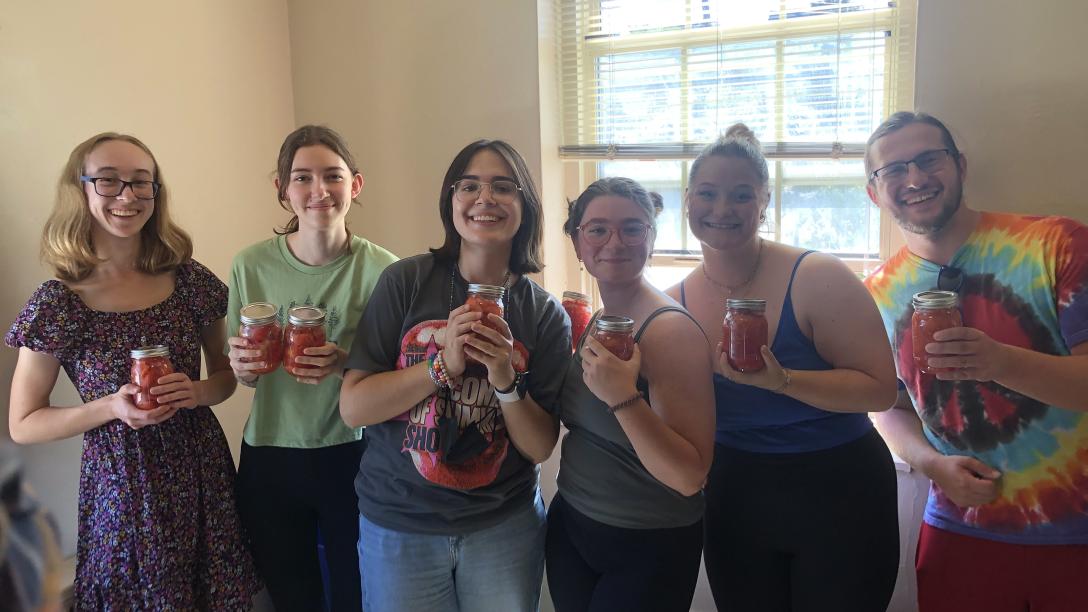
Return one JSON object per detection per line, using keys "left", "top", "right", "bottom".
{"left": 912, "top": 290, "right": 959, "bottom": 310}
{"left": 240, "top": 302, "right": 278, "bottom": 325}
{"left": 130, "top": 345, "right": 170, "bottom": 359}
{"left": 726, "top": 298, "right": 767, "bottom": 312}
{"left": 467, "top": 284, "right": 505, "bottom": 300}
{"left": 287, "top": 306, "right": 326, "bottom": 326}
{"left": 595, "top": 315, "right": 635, "bottom": 332}
{"left": 562, "top": 290, "right": 590, "bottom": 301}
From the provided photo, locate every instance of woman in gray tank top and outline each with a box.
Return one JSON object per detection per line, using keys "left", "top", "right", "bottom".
{"left": 545, "top": 177, "right": 716, "bottom": 612}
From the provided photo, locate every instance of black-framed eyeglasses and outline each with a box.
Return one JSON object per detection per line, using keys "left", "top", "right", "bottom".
{"left": 869, "top": 149, "right": 955, "bottom": 183}
{"left": 936, "top": 265, "right": 964, "bottom": 292}
{"left": 576, "top": 221, "right": 654, "bottom": 247}
{"left": 80, "top": 176, "right": 160, "bottom": 200}
{"left": 450, "top": 179, "right": 522, "bottom": 204}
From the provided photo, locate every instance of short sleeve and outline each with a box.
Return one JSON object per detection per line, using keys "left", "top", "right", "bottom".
{"left": 180, "top": 260, "right": 228, "bottom": 329}
{"left": 1053, "top": 218, "right": 1088, "bottom": 348}
{"left": 4, "top": 281, "right": 84, "bottom": 361}
{"left": 524, "top": 290, "right": 572, "bottom": 416}
{"left": 345, "top": 261, "right": 409, "bottom": 374}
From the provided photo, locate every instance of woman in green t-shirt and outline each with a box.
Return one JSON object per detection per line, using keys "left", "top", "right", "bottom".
{"left": 225, "top": 125, "right": 396, "bottom": 612}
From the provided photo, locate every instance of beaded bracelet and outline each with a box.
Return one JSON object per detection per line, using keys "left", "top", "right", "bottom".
{"left": 607, "top": 392, "right": 643, "bottom": 415}
{"left": 435, "top": 350, "right": 456, "bottom": 389}
{"left": 428, "top": 353, "right": 449, "bottom": 388}
{"left": 772, "top": 368, "right": 792, "bottom": 394}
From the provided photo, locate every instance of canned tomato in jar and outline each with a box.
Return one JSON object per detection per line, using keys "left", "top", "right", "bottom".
{"left": 562, "top": 291, "right": 592, "bottom": 353}
{"left": 283, "top": 306, "right": 327, "bottom": 377}
{"left": 723, "top": 299, "right": 768, "bottom": 373}
{"left": 911, "top": 290, "right": 962, "bottom": 374}
{"left": 130, "top": 345, "right": 175, "bottom": 410}
{"left": 240, "top": 302, "right": 283, "bottom": 376}
{"left": 591, "top": 315, "right": 635, "bottom": 361}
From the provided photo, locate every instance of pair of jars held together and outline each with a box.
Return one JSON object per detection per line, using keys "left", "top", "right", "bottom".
{"left": 239, "top": 303, "right": 327, "bottom": 377}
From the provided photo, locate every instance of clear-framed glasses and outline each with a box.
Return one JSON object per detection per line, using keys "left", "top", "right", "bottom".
{"left": 869, "top": 149, "right": 955, "bottom": 183}
{"left": 936, "top": 264, "right": 964, "bottom": 292}
{"left": 450, "top": 179, "right": 522, "bottom": 204}
{"left": 576, "top": 221, "right": 654, "bottom": 247}
{"left": 80, "top": 176, "right": 160, "bottom": 200}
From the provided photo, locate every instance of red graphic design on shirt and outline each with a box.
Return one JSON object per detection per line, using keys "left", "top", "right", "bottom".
{"left": 395, "top": 319, "right": 529, "bottom": 490}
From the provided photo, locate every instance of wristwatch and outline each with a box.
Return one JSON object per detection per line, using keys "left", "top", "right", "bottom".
{"left": 495, "top": 370, "right": 529, "bottom": 403}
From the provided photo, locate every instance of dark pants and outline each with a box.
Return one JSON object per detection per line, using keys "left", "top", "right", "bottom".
{"left": 236, "top": 439, "right": 365, "bottom": 612}
{"left": 704, "top": 429, "right": 900, "bottom": 612}
{"left": 545, "top": 493, "right": 703, "bottom": 612}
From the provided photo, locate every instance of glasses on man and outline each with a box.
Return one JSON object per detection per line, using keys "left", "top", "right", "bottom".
{"left": 936, "top": 264, "right": 964, "bottom": 292}
{"left": 869, "top": 149, "right": 955, "bottom": 183}
{"left": 576, "top": 221, "right": 654, "bottom": 247}
{"left": 80, "top": 176, "right": 160, "bottom": 200}
{"left": 450, "top": 179, "right": 522, "bottom": 204}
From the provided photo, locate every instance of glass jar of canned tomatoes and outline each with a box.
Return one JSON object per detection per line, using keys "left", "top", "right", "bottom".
{"left": 592, "top": 315, "right": 635, "bottom": 361}
{"left": 464, "top": 284, "right": 505, "bottom": 363}
{"left": 130, "top": 345, "right": 175, "bottom": 410}
{"left": 240, "top": 302, "right": 283, "bottom": 376}
{"left": 283, "top": 306, "right": 327, "bottom": 377}
{"left": 723, "top": 299, "right": 768, "bottom": 373}
{"left": 562, "top": 291, "right": 592, "bottom": 353}
{"left": 465, "top": 284, "right": 505, "bottom": 331}
{"left": 911, "top": 290, "right": 962, "bottom": 374}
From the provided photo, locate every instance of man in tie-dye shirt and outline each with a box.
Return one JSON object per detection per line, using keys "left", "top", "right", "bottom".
{"left": 863, "top": 112, "right": 1088, "bottom": 612}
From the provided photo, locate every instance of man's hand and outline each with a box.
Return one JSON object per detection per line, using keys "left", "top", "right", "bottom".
{"left": 924, "top": 453, "right": 1002, "bottom": 508}
{"left": 925, "top": 327, "right": 1014, "bottom": 382}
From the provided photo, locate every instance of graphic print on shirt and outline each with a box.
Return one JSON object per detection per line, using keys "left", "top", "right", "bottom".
{"left": 395, "top": 319, "right": 529, "bottom": 490}
{"left": 283, "top": 297, "right": 343, "bottom": 335}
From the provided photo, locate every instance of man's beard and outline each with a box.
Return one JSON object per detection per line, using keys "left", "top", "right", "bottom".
{"left": 895, "top": 185, "right": 963, "bottom": 236}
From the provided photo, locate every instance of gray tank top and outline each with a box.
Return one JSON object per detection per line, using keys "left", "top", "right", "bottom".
{"left": 556, "top": 306, "right": 705, "bottom": 529}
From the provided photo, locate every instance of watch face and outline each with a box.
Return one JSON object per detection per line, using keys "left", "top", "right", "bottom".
{"left": 516, "top": 371, "right": 530, "bottom": 395}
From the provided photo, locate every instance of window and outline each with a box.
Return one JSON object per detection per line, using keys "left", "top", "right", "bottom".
{"left": 556, "top": 0, "right": 917, "bottom": 283}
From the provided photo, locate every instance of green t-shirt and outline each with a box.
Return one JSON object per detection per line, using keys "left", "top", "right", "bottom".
{"left": 227, "top": 234, "right": 397, "bottom": 448}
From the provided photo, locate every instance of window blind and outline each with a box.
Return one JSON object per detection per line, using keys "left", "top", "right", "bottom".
{"left": 556, "top": 0, "right": 917, "bottom": 160}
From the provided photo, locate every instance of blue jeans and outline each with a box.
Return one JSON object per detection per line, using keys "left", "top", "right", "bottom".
{"left": 358, "top": 493, "right": 547, "bottom": 612}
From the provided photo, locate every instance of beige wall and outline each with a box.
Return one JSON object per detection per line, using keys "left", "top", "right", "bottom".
{"left": 0, "top": 1, "right": 296, "bottom": 555}
{"left": 285, "top": 0, "right": 554, "bottom": 266}
{"left": 915, "top": 0, "right": 1088, "bottom": 222}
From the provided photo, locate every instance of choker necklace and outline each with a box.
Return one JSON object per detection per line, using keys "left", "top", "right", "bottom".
{"left": 448, "top": 264, "right": 512, "bottom": 313}
{"left": 701, "top": 238, "right": 764, "bottom": 296}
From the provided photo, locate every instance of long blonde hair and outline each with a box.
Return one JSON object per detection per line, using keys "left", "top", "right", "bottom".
{"left": 41, "top": 132, "right": 193, "bottom": 282}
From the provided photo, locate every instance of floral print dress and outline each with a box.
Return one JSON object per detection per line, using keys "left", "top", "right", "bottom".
{"left": 5, "top": 261, "right": 261, "bottom": 611}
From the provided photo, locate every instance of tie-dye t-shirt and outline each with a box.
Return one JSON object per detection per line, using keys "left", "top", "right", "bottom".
{"left": 866, "top": 212, "right": 1088, "bottom": 545}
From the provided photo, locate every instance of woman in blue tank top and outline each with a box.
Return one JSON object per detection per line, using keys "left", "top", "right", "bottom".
{"left": 546, "top": 177, "right": 715, "bottom": 612}
{"left": 665, "top": 123, "right": 900, "bottom": 612}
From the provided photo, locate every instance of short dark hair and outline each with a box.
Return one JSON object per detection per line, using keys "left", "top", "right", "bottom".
{"left": 275, "top": 125, "right": 361, "bottom": 235}
{"left": 865, "top": 111, "right": 962, "bottom": 178}
{"left": 430, "top": 139, "right": 544, "bottom": 274}
{"left": 565, "top": 176, "right": 658, "bottom": 237}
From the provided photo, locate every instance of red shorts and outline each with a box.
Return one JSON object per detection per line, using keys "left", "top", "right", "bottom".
{"left": 916, "top": 522, "right": 1088, "bottom": 612}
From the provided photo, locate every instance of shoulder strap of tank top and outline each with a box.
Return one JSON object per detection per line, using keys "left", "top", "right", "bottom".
{"left": 634, "top": 306, "right": 704, "bottom": 343}
{"left": 785, "top": 250, "right": 816, "bottom": 296}
{"left": 679, "top": 278, "right": 688, "bottom": 307}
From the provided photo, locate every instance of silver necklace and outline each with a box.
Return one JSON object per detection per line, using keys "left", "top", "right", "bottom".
{"left": 701, "top": 238, "right": 764, "bottom": 296}
{"left": 447, "top": 263, "right": 511, "bottom": 313}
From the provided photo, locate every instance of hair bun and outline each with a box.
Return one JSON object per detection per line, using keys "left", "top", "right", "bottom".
{"left": 648, "top": 191, "right": 664, "bottom": 217}
{"left": 725, "top": 122, "right": 760, "bottom": 147}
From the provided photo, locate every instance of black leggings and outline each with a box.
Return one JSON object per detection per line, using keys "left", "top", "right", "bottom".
{"left": 545, "top": 493, "right": 703, "bottom": 612}
{"left": 704, "top": 429, "right": 900, "bottom": 612}
{"left": 236, "top": 439, "right": 365, "bottom": 612}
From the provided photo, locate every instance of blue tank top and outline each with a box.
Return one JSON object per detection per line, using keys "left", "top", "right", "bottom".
{"left": 681, "top": 251, "right": 872, "bottom": 453}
